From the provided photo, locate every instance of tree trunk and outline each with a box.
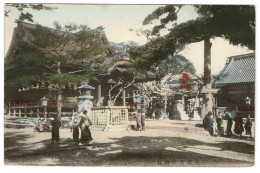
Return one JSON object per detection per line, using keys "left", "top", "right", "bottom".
{"left": 202, "top": 38, "right": 213, "bottom": 119}
{"left": 57, "top": 62, "right": 62, "bottom": 118}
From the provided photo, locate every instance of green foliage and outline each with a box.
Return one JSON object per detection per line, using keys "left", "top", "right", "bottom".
{"left": 129, "top": 5, "right": 255, "bottom": 71}
{"left": 49, "top": 55, "right": 67, "bottom": 63}
{"left": 95, "top": 57, "right": 105, "bottom": 63}
{"left": 143, "top": 5, "right": 182, "bottom": 35}
{"left": 5, "top": 74, "right": 37, "bottom": 86}
{"left": 158, "top": 55, "right": 196, "bottom": 76}
{"left": 5, "top": 4, "right": 56, "bottom": 22}
{"left": 33, "top": 37, "right": 56, "bottom": 48}
{"left": 12, "top": 51, "right": 47, "bottom": 67}
{"left": 47, "top": 74, "right": 85, "bottom": 84}
{"left": 71, "top": 46, "right": 105, "bottom": 60}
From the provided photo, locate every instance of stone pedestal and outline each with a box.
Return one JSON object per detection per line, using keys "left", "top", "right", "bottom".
{"left": 189, "top": 110, "right": 201, "bottom": 120}
{"left": 172, "top": 100, "right": 189, "bottom": 120}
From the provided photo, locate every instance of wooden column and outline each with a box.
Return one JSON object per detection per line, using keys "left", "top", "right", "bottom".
{"left": 37, "top": 108, "right": 40, "bottom": 117}
{"left": 18, "top": 109, "right": 21, "bottom": 117}
{"left": 98, "top": 84, "right": 102, "bottom": 101}
{"left": 30, "top": 108, "right": 33, "bottom": 117}
{"left": 122, "top": 89, "right": 126, "bottom": 106}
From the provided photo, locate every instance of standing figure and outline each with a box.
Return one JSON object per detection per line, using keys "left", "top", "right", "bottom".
{"left": 51, "top": 116, "right": 61, "bottom": 144}
{"left": 79, "top": 110, "right": 93, "bottom": 142}
{"left": 135, "top": 109, "right": 142, "bottom": 131}
{"left": 216, "top": 112, "right": 224, "bottom": 137}
{"left": 203, "top": 111, "right": 214, "bottom": 136}
{"left": 223, "top": 110, "right": 233, "bottom": 136}
{"left": 70, "top": 117, "right": 79, "bottom": 142}
{"left": 34, "top": 118, "right": 41, "bottom": 132}
{"left": 244, "top": 114, "right": 252, "bottom": 138}
{"left": 141, "top": 106, "right": 146, "bottom": 130}
{"left": 39, "top": 118, "right": 45, "bottom": 132}
{"left": 234, "top": 115, "right": 244, "bottom": 137}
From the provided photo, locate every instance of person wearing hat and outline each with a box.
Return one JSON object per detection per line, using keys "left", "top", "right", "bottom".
{"left": 203, "top": 111, "right": 214, "bottom": 136}
{"left": 223, "top": 109, "right": 233, "bottom": 136}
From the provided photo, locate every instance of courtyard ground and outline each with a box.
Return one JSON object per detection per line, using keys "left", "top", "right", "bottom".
{"left": 4, "top": 119, "right": 255, "bottom": 167}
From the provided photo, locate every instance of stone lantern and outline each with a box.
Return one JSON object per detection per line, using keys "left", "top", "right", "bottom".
{"left": 77, "top": 82, "right": 95, "bottom": 115}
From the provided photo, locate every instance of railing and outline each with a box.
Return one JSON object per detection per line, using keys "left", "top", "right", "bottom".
{"left": 90, "top": 106, "right": 128, "bottom": 131}
{"left": 9, "top": 99, "right": 58, "bottom": 108}
{"left": 7, "top": 107, "right": 75, "bottom": 118}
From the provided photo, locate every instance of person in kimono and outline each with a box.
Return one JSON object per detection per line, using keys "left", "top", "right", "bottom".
{"left": 70, "top": 117, "right": 79, "bottom": 142}
{"left": 203, "top": 111, "right": 214, "bottom": 136}
{"left": 79, "top": 110, "right": 93, "bottom": 142}
{"left": 51, "top": 116, "right": 61, "bottom": 144}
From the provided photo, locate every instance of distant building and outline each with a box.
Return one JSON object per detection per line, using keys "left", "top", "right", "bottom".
{"left": 215, "top": 53, "right": 255, "bottom": 117}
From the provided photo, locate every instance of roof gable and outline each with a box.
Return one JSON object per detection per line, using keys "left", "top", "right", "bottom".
{"left": 216, "top": 53, "right": 255, "bottom": 84}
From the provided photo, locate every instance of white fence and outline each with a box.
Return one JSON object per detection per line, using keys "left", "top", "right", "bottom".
{"left": 90, "top": 106, "right": 128, "bottom": 131}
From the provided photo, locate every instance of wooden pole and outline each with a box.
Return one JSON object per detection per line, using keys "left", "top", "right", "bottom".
{"left": 202, "top": 38, "right": 213, "bottom": 119}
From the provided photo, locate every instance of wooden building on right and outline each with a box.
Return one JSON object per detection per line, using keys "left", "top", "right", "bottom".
{"left": 215, "top": 53, "right": 255, "bottom": 118}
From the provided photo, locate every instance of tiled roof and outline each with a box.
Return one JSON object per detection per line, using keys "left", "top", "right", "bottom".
{"left": 216, "top": 53, "right": 255, "bottom": 84}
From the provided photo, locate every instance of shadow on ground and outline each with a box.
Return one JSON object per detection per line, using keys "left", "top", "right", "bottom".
{"left": 5, "top": 134, "right": 254, "bottom": 167}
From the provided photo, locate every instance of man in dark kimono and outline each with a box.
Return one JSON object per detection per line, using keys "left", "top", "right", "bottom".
{"left": 51, "top": 116, "right": 61, "bottom": 144}
{"left": 203, "top": 111, "right": 214, "bottom": 136}
{"left": 223, "top": 109, "right": 233, "bottom": 136}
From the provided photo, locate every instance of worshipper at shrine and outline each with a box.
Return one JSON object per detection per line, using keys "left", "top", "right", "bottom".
{"left": 78, "top": 110, "right": 93, "bottom": 143}
{"left": 244, "top": 114, "right": 252, "bottom": 138}
{"left": 39, "top": 118, "right": 45, "bottom": 132}
{"left": 223, "top": 109, "right": 233, "bottom": 136}
{"left": 234, "top": 114, "right": 244, "bottom": 137}
{"left": 141, "top": 106, "right": 146, "bottom": 130}
{"left": 51, "top": 115, "right": 61, "bottom": 144}
{"left": 135, "top": 109, "right": 142, "bottom": 131}
{"left": 216, "top": 112, "right": 224, "bottom": 137}
{"left": 70, "top": 117, "right": 79, "bottom": 142}
{"left": 203, "top": 111, "right": 214, "bottom": 136}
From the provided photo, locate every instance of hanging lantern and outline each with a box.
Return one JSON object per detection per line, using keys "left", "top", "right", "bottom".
{"left": 48, "top": 83, "right": 52, "bottom": 89}
{"left": 41, "top": 82, "right": 45, "bottom": 89}
{"left": 68, "top": 84, "right": 72, "bottom": 90}
{"left": 22, "top": 87, "right": 26, "bottom": 91}
{"left": 61, "top": 84, "right": 66, "bottom": 89}
{"left": 18, "top": 88, "right": 22, "bottom": 92}
{"left": 55, "top": 84, "right": 59, "bottom": 89}
{"left": 73, "top": 85, "right": 78, "bottom": 90}
{"left": 35, "top": 83, "right": 40, "bottom": 89}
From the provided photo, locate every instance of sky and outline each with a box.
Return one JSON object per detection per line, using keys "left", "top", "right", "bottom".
{"left": 4, "top": 4, "right": 254, "bottom": 75}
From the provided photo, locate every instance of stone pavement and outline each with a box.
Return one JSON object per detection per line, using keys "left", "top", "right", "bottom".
{"left": 4, "top": 119, "right": 255, "bottom": 167}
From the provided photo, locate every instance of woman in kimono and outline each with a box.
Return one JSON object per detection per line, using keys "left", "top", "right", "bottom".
{"left": 51, "top": 116, "right": 61, "bottom": 144}
{"left": 203, "top": 111, "right": 214, "bottom": 136}
{"left": 39, "top": 118, "right": 45, "bottom": 132}
{"left": 70, "top": 117, "right": 79, "bottom": 142}
{"left": 234, "top": 115, "right": 244, "bottom": 137}
{"left": 79, "top": 110, "right": 93, "bottom": 142}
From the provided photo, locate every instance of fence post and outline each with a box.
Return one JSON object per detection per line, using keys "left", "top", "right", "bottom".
{"left": 13, "top": 109, "right": 16, "bottom": 117}
{"left": 105, "top": 107, "right": 110, "bottom": 131}
{"left": 37, "top": 108, "right": 40, "bottom": 117}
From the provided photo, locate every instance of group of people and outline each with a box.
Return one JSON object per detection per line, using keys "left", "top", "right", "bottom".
{"left": 34, "top": 110, "right": 93, "bottom": 144}
{"left": 203, "top": 110, "right": 253, "bottom": 138}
